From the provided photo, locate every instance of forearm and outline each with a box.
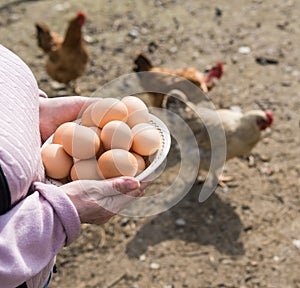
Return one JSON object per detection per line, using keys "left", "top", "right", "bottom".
{"left": 0, "top": 184, "right": 81, "bottom": 286}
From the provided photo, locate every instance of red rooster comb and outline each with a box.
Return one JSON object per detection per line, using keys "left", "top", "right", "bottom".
{"left": 207, "top": 62, "right": 224, "bottom": 81}
{"left": 216, "top": 62, "right": 224, "bottom": 75}
{"left": 77, "top": 11, "right": 86, "bottom": 26}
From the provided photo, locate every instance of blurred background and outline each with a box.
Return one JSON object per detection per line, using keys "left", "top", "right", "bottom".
{"left": 1, "top": 0, "right": 300, "bottom": 287}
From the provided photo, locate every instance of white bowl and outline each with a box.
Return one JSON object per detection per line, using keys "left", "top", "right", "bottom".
{"left": 135, "top": 114, "right": 171, "bottom": 182}
{"left": 42, "top": 114, "right": 171, "bottom": 185}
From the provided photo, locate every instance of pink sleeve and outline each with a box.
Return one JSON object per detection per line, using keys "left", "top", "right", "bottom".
{"left": 0, "top": 183, "right": 81, "bottom": 287}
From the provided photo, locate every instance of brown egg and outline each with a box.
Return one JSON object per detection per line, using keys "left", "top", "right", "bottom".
{"left": 131, "top": 152, "right": 146, "bottom": 176}
{"left": 52, "top": 122, "right": 77, "bottom": 145}
{"left": 89, "top": 126, "right": 104, "bottom": 157}
{"left": 121, "top": 96, "right": 150, "bottom": 128}
{"left": 91, "top": 98, "right": 128, "bottom": 128}
{"left": 98, "top": 149, "right": 138, "bottom": 179}
{"left": 81, "top": 103, "right": 95, "bottom": 127}
{"left": 70, "top": 158, "right": 103, "bottom": 181}
{"left": 131, "top": 123, "right": 161, "bottom": 156}
{"left": 100, "top": 120, "right": 133, "bottom": 151}
{"left": 61, "top": 123, "right": 101, "bottom": 159}
{"left": 89, "top": 126, "right": 102, "bottom": 139}
{"left": 41, "top": 144, "right": 73, "bottom": 179}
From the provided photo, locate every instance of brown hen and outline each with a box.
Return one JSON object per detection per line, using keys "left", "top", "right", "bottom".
{"left": 35, "top": 11, "right": 89, "bottom": 94}
{"left": 133, "top": 53, "right": 223, "bottom": 107}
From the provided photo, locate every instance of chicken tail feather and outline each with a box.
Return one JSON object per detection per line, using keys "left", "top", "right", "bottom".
{"left": 35, "top": 22, "right": 54, "bottom": 53}
{"left": 133, "top": 53, "right": 153, "bottom": 72}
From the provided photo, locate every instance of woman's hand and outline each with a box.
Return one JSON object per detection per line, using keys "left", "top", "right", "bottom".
{"left": 60, "top": 176, "right": 143, "bottom": 225}
{"left": 39, "top": 96, "right": 97, "bottom": 143}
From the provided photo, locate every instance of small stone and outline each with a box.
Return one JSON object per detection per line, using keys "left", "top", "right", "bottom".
{"left": 231, "top": 55, "right": 238, "bottom": 64}
{"left": 242, "top": 204, "right": 250, "bottom": 210}
{"left": 39, "top": 76, "right": 49, "bottom": 83}
{"left": 53, "top": 3, "right": 70, "bottom": 11}
{"left": 57, "top": 90, "right": 69, "bottom": 97}
{"left": 259, "top": 163, "right": 273, "bottom": 175}
{"left": 169, "top": 46, "right": 178, "bottom": 54}
{"left": 148, "top": 41, "right": 158, "bottom": 53}
{"left": 140, "top": 27, "right": 149, "bottom": 35}
{"left": 175, "top": 218, "right": 186, "bottom": 227}
{"left": 244, "top": 225, "right": 253, "bottom": 232}
{"left": 221, "top": 259, "right": 232, "bottom": 264}
{"left": 121, "top": 217, "right": 130, "bottom": 226}
{"left": 150, "top": 262, "right": 160, "bottom": 270}
{"left": 84, "top": 35, "right": 98, "bottom": 44}
{"left": 215, "top": 7, "right": 222, "bottom": 17}
{"left": 293, "top": 239, "right": 300, "bottom": 249}
{"left": 238, "top": 46, "right": 251, "bottom": 54}
{"left": 259, "top": 154, "right": 271, "bottom": 162}
{"left": 139, "top": 254, "right": 146, "bottom": 261}
{"left": 50, "top": 81, "right": 66, "bottom": 91}
{"left": 281, "top": 81, "right": 291, "bottom": 87}
{"left": 248, "top": 155, "right": 256, "bottom": 167}
{"left": 273, "top": 256, "right": 280, "bottom": 262}
{"left": 255, "top": 57, "right": 278, "bottom": 65}
{"left": 9, "top": 14, "right": 20, "bottom": 22}
{"left": 205, "top": 214, "right": 214, "bottom": 224}
{"left": 277, "top": 21, "right": 289, "bottom": 30}
{"left": 128, "top": 28, "right": 139, "bottom": 38}
{"left": 284, "top": 66, "right": 293, "bottom": 73}
{"left": 221, "top": 186, "right": 229, "bottom": 193}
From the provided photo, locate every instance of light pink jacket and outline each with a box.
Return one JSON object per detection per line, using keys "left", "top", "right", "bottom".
{"left": 0, "top": 45, "right": 81, "bottom": 287}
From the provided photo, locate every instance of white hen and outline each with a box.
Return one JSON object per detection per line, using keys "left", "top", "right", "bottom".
{"left": 161, "top": 89, "right": 273, "bottom": 200}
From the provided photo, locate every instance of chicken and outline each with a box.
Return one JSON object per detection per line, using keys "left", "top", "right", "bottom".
{"left": 133, "top": 53, "right": 223, "bottom": 107}
{"left": 35, "top": 11, "right": 89, "bottom": 94}
{"left": 161, "top": 89, "right": 273, "bottom": 201}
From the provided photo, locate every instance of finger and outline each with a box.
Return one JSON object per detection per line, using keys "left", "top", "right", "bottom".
{"left": 99, "top": 188, "right": 144, "bottom": 214}
{"left": 55, "top": 96, "right": 89, "bottom": 123}
{"left": 77, "top": 97, "right": 100, "bottom": 117}
{"left": 126, "top": 188, "right": 144, "bottom": 198}
{"left": 88, "top": 189, "right": 144, "bottom": 223}
{"left": 72, "top": 177, "right": 141, "bottom": 200}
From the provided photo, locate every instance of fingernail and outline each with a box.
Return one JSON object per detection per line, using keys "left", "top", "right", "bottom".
{"left": 124, "top": 178, "right": 140, "bottom": 190}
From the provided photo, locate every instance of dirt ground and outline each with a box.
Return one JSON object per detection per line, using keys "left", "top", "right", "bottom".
{"left": 1, "top": 0, "right": 300, "bottom": 287}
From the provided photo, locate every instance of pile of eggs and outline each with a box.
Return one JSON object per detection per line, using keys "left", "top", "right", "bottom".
{"left": 41, "top": 96, "right": 162, "bottom": 181}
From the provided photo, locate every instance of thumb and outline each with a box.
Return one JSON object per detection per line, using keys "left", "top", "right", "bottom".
{"left": 109, "top": 176, "right": 140, "bottom": 194}
{"left": 88, "top": 177, "right": 142, "bottom": 214}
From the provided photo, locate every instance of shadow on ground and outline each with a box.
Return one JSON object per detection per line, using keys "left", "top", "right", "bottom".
{"left": 126, "top": 183, "right": 245, "bottom": 258}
